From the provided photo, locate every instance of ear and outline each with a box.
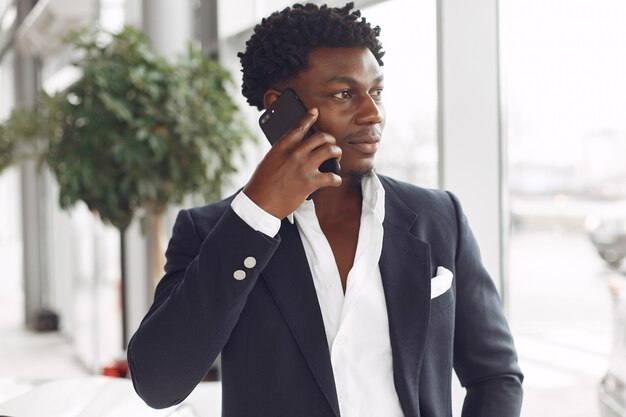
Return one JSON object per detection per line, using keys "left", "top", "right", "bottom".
{"left": 262, "top": 89, "right": 283, "bottom": 109}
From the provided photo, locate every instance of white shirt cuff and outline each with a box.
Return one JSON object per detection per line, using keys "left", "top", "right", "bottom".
{"left": 230, "top": 191, "right": 282, "bottom": 237}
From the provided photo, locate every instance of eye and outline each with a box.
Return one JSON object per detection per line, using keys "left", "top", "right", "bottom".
{"left": 371, "top": 88, "right": 384, "bottom": 99}
{"left": 332, "top": 90, "right": 351, "bottom": 100}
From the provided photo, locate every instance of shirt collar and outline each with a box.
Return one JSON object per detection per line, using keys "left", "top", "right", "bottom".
{"left": 286, "top": 172, "right": 385, "bottom": 224}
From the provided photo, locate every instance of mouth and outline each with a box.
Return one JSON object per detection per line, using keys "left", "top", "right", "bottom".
{"left": 348, "top": 141, "right": 379, "bottom": 154}
{"left": 346, "top": 131, "right": 381, "bottom": 155}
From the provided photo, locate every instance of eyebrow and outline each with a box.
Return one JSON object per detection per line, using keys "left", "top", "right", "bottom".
{"left": 325, "top": 75, "right": 385, "bottom": 85}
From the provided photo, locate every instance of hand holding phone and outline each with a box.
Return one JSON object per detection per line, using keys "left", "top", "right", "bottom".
{"left": 259, "top": 89, "right": 340, "bottom": 174}
{"left": 242, "top": 91, "right": 342, "bottom": 219}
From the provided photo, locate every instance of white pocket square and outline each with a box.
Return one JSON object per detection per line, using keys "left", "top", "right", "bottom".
{"left": 431, "top": 266, "right": 453, "bottom": 299}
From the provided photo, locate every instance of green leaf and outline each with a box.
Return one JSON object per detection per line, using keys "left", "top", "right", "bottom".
{"left": 0, "top": 25, "right": 254, "bottom": 231}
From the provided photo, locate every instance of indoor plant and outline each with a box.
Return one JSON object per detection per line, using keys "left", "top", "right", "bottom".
{"left": 1, "top": 26, "right": 253, "bottom": 345}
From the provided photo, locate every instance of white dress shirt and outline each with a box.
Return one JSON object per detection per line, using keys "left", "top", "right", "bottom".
{"left": 231, "top": 174, "right": 404, "bottom": 417}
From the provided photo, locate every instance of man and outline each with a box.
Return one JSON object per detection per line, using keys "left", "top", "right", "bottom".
{"left": 128, "top": 3, "right": 523, "bottom": 416}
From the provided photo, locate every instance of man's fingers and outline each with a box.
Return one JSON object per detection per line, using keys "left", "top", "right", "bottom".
{"left": 297, "top": 131, "right": 337, "bottom": 153}
{"left": 308, "top": 144, "right": 342, "bottom": 169}
{"left": 316, "top": 172, "right": 342, "bottom": 189}
{"left": 275, "top": 107, "right": 319, "bottom": 148}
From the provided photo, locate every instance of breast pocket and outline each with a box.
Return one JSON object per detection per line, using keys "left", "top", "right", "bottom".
{"left": 430, "top": 266, "right": 455, "bottom": 317}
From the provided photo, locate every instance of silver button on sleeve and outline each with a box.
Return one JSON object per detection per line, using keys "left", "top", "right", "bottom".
{"left": 233, "top": 270, "right": 246, "bottom": 280}
{"left": 244, "top": 256, "right": 257, "bottom": 269}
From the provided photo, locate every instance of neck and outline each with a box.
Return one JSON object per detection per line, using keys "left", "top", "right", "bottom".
{"left": 312, "top": 173, "right": 367, "bottom": 223}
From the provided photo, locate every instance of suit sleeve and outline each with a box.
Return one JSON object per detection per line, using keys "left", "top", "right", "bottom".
{"left": 127, "top": 206, "right": 281, "bottom": 409}
{"left": 447, "top": 192, "right": 524, "bottom": 417}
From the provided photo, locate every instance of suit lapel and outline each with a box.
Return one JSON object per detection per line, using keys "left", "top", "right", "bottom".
{"left": 379, "top": 179, "right": 432, "bottom": 417}
{"left": 261, "top": 220, "right": 340, "bottom": 417}
{"left": 260, "top": 178, "right": 431, "bottom": 417}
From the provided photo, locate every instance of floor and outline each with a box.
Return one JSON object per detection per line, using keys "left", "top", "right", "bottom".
{"left": 0, "top": 295, "right": 86, "bottom": 404}
{"left": 0, "top": 228, "right": 619, "bottom": 416}
{"left": 509, "top": 229, "right": 616, "bottom": 417}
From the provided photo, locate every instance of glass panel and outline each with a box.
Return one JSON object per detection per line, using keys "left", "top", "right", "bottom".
{"left": 363, "top": 0, "right": 438, "bottom": 187}
{"left": 501, "top": 1, "right": 625, "bottom": 415}
{"left": 0, "top": 50, "right": 23, "bottom": 326}
{"left": 99, "top": 0, "right": 125, "bottom": 32}
{"left": 0, "top": 49, "right": 14, "bottom": 117}
{"left": 0, "top": 2, "right": 16, "bottom": 33}
{"left": 0, "top": 0, "right": 14, "bottom": 17}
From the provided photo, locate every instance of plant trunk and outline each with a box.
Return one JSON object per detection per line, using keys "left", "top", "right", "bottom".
{"left": 120, "top": 227, "right": 128, "bottom": 350}
{"left": 146, "top": 210, "right": 166, "bottom": 293}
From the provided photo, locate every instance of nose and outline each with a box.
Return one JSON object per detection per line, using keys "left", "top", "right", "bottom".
{"left": 355, "top": 95, "right": 384, "bottom": 125}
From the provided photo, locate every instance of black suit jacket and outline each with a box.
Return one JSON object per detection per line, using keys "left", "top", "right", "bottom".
{"left": 128, "top": 175, "right": 523, "bottom": 416}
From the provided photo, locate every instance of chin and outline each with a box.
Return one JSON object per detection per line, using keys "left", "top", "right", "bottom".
{"left": 343, "top": 167, "right": 374, "bottom": 183}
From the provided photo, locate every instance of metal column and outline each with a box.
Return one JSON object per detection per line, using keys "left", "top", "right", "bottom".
{"left": 14, "top": 0, "right": 50, "bottom": 329}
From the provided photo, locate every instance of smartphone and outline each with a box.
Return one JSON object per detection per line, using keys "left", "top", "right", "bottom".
{"left": 259, "top": 89, "right": 340, "bottom": 174}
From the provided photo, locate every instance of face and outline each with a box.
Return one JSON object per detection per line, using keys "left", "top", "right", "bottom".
{"left": 268, "top": 47, "right": 385, "bottom": 179}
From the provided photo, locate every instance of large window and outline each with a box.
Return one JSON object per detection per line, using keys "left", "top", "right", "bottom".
{"left": 363, "top": 0, "right": 438, "bottom": 187}
{"left": 501, "top": 1, "right": 626, "bottom": 415}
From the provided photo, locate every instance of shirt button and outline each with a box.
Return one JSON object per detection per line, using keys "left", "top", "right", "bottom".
{"left": 335, "top": 336, "right": 345, "bottom": 346}
{"left": 233, "top": 270, "right": 246, "bottom": 280}
{"left": 326, "top": 283, "right": 336, "bottom": 291}
{"left": 244, "top": 256, "right": 257, "bottom": 269}
{"left": 338, "top": 392, "right": 346, "bottom": 401}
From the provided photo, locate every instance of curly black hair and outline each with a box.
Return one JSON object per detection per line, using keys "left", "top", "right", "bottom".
{"left": 238, "top": 2, "right": 385, "bottom": 110}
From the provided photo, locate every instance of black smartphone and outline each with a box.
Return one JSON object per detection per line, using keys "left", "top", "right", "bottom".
{"left": 259, "top": 89, "right": 340, "bottom": 174}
